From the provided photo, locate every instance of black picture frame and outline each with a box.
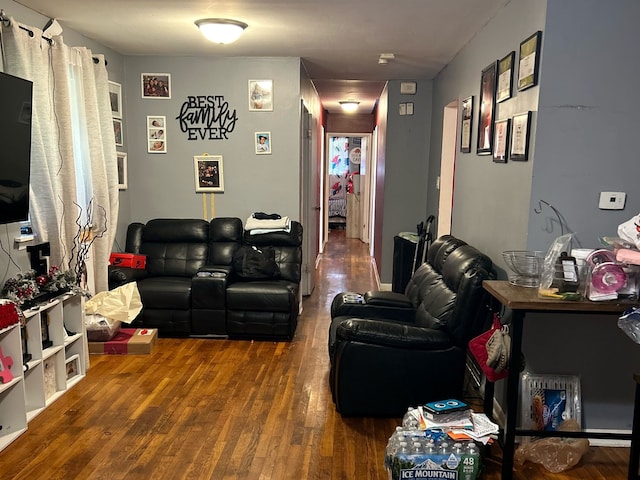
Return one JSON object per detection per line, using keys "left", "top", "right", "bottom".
{"left": 460, "top": 96, "right": 474, "bottom": 153}
{"left": 497, "top": 51, "right": 515, "bottom": 103}
{"left": 477, "top": 61, "right": 497, "bottom": 155}
{"left": 510, "top": 111, "right": 532, "bottom": 161}
{"left": 518, "top": 31, "right": 542, "bottom": 91}
{"left": 493, "top": 119, "right": 511, "bottom": 163}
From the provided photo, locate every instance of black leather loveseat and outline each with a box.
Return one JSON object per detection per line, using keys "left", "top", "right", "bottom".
{"left": 108, "top": 217, "right": 303, "bottom": 340}
{"left": 328, "top": 235, "right": 494, "bottom": 416}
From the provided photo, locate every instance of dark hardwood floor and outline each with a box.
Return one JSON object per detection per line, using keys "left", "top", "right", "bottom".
{"left": 0, "top": 229, "right": 632, "bottom": 479}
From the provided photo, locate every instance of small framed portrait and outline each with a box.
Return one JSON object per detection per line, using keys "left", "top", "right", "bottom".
{"left": 255, "top": 132, "right": 271, "bottom": 155}
{"left": 113, "top": 118, "right": 123, "bottom": 147}
{"left": 510, "top": 111, "right": 532, "bottom": 161}
{"left": 108, "top": 81, "right": 122, "bottom": 118}
{"left": 477, "top": 61, "right": 497, "bottom": 155}
{"left": 141, "top": 73, "right": 171, "bottom": 99}
{"left": 147, "top": 116, "right": 167, "bottom": 153}
{"left": 194, "top": 155, "right": 224, "bottom": 193}
{"left": 492, "top": 119, "right": 511, "bottom": 163}
{"left": 496, "top": 51, "right": 515, "bottom": 103}
{"left": 249, "top": 80, "right": 273, "bottom": 111}
{"left": 460, "top": 96, "right": 473, "bottom": 153}
{"left": 117, "top": 152, "right": 128, "bottom": 190}
{"left": 65, "top": 354, "right": 81, "bottom": 382}
{"left": 518, "top": 31, "right": 542, "bottom": 91}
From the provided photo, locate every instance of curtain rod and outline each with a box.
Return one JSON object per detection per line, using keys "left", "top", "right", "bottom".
{"left": 0, "top": 9, "right": 106, "bottom": 65}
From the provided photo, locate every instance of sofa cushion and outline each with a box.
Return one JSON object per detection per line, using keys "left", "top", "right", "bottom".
{"left": 226, "top": 280, "right": 298, "bottom": 312}
{"left": 136, "top": 276, "right": 192, "bottom": 309}
{"left": 139, "top": 219, "right": 210, "bottom": 277}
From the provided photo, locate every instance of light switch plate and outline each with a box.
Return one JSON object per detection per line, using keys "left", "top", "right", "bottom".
{"left": 598, "top": 191, "right": 626, "bottom": 210}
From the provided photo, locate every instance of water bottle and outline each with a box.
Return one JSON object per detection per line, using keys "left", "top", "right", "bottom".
{"left": 402, "top": 407, "right": 420, "bottom": 429}
{"left": 453, "top": 442, "right": 464, "bottom": 456}
{"left": 438, "top": 441, "right": 450, "bottom": 455}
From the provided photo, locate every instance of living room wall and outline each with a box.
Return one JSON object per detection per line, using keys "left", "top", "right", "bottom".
{"left": 120, "top": 56, "right": 304, "bottom": 233}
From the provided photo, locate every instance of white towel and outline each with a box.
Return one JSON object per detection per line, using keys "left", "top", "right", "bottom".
{"left": 245, "top": 215, "right": 290, "bottom": 232}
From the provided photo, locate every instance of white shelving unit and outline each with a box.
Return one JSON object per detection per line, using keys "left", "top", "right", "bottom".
{"left": 0, "top": 293, "right": 88, "bottom": 452}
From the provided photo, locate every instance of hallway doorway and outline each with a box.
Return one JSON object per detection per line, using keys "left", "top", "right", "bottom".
{"left": 325, "top": 133, "right": 372, "bottom": 247}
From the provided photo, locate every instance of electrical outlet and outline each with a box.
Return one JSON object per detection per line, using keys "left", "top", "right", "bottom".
{"left": 598, "top": 191, "right": 626, "bottom": 210}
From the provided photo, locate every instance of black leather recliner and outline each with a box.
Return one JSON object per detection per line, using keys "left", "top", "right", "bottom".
{"left": 328, "top": 235, "right": 494, "bottom": 416}
{"left": 108, "top": 217, "right": 303, "bottom": 340}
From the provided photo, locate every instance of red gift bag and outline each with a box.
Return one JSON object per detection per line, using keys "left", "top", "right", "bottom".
{"left": 468, "top": 313, "right": 510, "bottom": 382}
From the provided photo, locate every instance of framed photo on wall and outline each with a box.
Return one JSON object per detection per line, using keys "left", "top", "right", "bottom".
{"left": 117, "top": 152, "right": 128, "bottom": 190}
{"left": 510, "top": 111, "right": 532, "bottom": 161}
{"left": 147, "top": 116, "right": 166, "bottom": 153}
{"left": 493, "top": 119, "right": 511, "bottom": 163}
{"left": 141, "top": 73, "right": 171, "bottom": 99}
{"left": 194, "top": 155, "right": 224, "bottom": 192}
{"left": 108, "top": 81, "right": 122, "bottom": 118}
{"left": 113, "top": 118, "right": 123, "bottom": 147}
{"left": 248, "top": 80, "right": 273, "bottom": 111}
{"left": 477, "top": 61, "right": 497, "bottom": 155}
{"left": 255, "top": 132, "right": 271, "bottom": 154}
{"left": 496, "top": 52, "right": 514, "bottom": 103}
{"left": 518, "top": 31, "right": 542, "bottom": 91}
{"left": 460, "top": 96, "right": 473, "bottom": 153}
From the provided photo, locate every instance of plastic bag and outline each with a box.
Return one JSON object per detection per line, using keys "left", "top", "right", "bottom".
{"left": 514, "top": 419, "right": 589, "bottom": 473}
{"left": 617, "top": 213, "right": 640, "bottom": 249}
{"left": 618, "top": 307, "right": 640, "bottom": 344}
{"left": 85, "top": 281, "right": 142, "bottom": 323}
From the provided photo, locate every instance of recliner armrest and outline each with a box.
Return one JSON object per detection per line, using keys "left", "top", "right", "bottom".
{"left": 108, "top": 266, "right": 148, "bottom": 289}
{"left": 335, "top": 318, "right": 453, "bottom": 350}
{"left": 363, "top": 291, "right": 413, "bottom": 308}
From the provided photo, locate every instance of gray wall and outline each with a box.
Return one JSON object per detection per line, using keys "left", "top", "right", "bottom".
{"left": 379, "top": 79, "right": 433, "bottom": 283}
{"left": 120, "top": 57, "right": 303, "bottom": 236}
{"left": 429, "top": 0, "right": 639, "bottom": 431}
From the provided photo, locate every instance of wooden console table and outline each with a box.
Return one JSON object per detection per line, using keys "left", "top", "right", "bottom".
{"left": 482, "top": 280, "right": 639, "bottom": 480}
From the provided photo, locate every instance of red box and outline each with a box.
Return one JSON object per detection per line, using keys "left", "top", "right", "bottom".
{"left": 109, "top": 253, "right": 146, "bottom": 269}
{"left": 88, "top": 328, "right": 157, "bottom": 355}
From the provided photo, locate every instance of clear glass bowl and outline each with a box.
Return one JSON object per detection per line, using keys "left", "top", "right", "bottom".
{"left": 502, "top": 250, "right": 545, "bottom": 287}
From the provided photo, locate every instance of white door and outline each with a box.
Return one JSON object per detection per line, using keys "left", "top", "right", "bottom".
{"left": 300, "top": 103, "right": 318, "bottom": 296}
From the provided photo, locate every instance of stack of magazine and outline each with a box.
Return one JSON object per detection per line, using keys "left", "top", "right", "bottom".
{"left": 408, "top": 399, "right": 500, "bottom": 444}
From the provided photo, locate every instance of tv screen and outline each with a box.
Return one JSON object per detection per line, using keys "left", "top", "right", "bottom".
{"left": 0, "top": 71, "right": 33, "bottom": 224}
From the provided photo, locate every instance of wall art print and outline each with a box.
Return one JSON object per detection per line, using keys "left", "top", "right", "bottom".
{"left": 194, "top": 155, "right": 224, "bottom": 193}
{"left": 249, "top": 80, "right": 273, "bottom": 111}
{"left": 477, "top": 61, "right": 497, "bottom": 155}
{"left": 255, "top": 132, "right": 271, "bottom": 155}
{"left": 177, "top": 95, "right": 238, "bottom": 141}
{"left": 147, "top": 116, "right": 166, "bottom": 153}
{"left": 141, "top": 73, "right": 171, "bottom": 99}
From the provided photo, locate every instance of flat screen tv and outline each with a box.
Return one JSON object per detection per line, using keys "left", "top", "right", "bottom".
{"left": 0, "top": 71, "right": 33, "bottom": 224}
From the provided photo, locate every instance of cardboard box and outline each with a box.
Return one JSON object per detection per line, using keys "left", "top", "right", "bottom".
{"left": 88, "top": 328, "right": 157, "bottom": 355}
{"left": 109, "top": 253, "right": 147, "bottom": 269}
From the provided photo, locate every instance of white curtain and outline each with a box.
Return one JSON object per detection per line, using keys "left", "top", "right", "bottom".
{"left": 0, "top": 19, "right": 118, "bottom": 293}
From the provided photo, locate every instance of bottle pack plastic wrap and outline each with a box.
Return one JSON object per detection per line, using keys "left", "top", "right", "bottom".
{"left": 618, "top": 307, "right": 640, "bottom": 344}
{"left": 514, "top": 419, "right": 589, "bottom": 473}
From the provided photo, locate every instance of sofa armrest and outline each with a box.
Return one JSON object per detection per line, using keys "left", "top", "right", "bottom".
{"left": 191, "top": 265, "right": 230, "bottom": 310}
{"left": 108, "top": 266, "right": 148, "bottom": 289}
{"left": 331, "top": 291, "right": 415, "bottom": 322}
{"left": 335, "top": 318, "right": 453, "bottom": 350}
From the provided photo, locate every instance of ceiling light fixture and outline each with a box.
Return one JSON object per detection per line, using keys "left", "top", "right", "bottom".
{"left": 339, "top": 100, "right": 360, "bottom": 113}
{"left": 378, "top": 53, "right": 396, "bottom": 65}
{"left": 195, "top": 18, "right": 248, "bottom": 44}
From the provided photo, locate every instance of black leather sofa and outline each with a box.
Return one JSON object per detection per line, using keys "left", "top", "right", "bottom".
{"left": 328, "top": 235, "right": 494, "bottom": 416}
{"left": 108, "top": 217, "right": 303, "bottom": 340}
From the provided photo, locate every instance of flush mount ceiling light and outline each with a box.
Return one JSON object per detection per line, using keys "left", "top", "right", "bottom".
{"left": 339, "top": 100, "right": 360, "bottom": 113}
{"left": 195, "top": 18, "right": 248, "bottom": 44}
{"left": 378, "top": 53, "right": 396, "bottom": 65}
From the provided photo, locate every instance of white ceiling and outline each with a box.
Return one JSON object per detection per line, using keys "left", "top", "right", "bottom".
{"left": 13, "top": 0, "right": 510, "bottom": 113}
